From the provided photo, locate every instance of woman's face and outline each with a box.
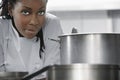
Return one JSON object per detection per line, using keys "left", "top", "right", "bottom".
{"left": 9, "top": 0, "right": 46, "bottom": 39}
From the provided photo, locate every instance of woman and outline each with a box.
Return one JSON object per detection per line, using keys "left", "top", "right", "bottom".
{"left": 0, "top": 0, "right": 63, "bottom": 79}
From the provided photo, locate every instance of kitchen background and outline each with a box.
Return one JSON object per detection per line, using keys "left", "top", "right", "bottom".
{"left": 0, "top": 0, "right": 120, "bottom": 34}
{"left": 46, "top": 1, "right": 120, "bottom": 79}
{"left": 0, "top": 0, "right": 120, "bottom": 79}
{"left": 46, "top": 0, "right": 120, "bottom": 34}
{"left": 46, "top": 0, "right": 120, "bottom": 67}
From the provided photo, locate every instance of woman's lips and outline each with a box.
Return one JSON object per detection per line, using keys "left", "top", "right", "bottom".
{"left": 25, "top": 29, "right": 36, "bottom": 34}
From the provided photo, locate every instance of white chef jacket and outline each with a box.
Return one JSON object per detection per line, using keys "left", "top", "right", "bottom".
{"left": 0, "top": 13, "right": 63, "bottom": 79}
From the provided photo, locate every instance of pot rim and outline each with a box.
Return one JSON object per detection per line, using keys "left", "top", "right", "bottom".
{"left": 59, "top": 33, "right": 120, "bottom": 37}
{"left": 50, "top": 64, "right": 120, "bottom": 70}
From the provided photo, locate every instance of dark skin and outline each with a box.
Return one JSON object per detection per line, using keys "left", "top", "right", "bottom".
{"left": 8, "top": 0, "right": 46, "bottom": 39}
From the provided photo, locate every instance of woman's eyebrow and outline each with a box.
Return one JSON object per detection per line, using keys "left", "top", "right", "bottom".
{"left": 22, "top": 6, "right": 32, "bottom": 10}
{"left": 39, "top": 6, "right": 46, "bottom": 10}
{"left": 22, "top": 6, "right": 45, "bottom": 10}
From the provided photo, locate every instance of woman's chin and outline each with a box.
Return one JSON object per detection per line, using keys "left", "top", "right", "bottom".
{"left": 24, "top": 34, "right": 36, "bottom": 39}
{"left": 25, "top": 32, "right": 38, "bottom": 38}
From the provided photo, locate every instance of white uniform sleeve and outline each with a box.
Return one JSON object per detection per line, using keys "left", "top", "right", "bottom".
{"left": 43, "top": 13, "right": 63, "bottom": 66}
{"left": 38, "top": 13, "right": 63, "bottom": 79}
{"left": 0, "top": 19, "right": 5, "bottom": 71}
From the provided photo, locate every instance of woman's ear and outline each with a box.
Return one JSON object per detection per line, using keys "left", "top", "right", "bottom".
{"left": 8, "top": 3, "right": 13, "bottom": 17}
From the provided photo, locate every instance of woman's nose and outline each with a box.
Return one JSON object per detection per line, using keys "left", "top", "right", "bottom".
{"left": 30, "top": 15, "right": 39, "bottom": 25}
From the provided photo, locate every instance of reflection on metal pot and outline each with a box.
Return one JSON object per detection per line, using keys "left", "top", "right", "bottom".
{"left": 59, "top": 33, "right": 120, "bottom": 65}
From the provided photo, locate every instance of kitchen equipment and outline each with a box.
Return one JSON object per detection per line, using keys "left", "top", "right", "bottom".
{"left": 0, "top": 72, "right": 28, "bottom": 80}
{"left": 22, "top": 64, "right": 120, "bottom": 80}
{"left": 47, "top": 64, "right": 120, "bottom": 80}
{"left": 59, "top": 33, "right": 120, "bottom": 64}
{"left": 22, "top": 66, "right": 51, "bottom": 80}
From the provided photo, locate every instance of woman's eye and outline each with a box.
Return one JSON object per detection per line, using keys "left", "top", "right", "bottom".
{"left": 38, "top": 11, "right": 45, "bottom": 16}
{"left": 21, "top": 10, "right": 30, "bottom": 15}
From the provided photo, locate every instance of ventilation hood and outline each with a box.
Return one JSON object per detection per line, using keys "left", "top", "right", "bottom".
{"left": 46, "top": 0, "right": 120, "bottom": 11}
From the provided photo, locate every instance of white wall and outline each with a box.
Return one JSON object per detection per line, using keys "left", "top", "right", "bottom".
{"left": 49, "top": 10, "right": 114, "bottom": 34}
{"left": 46, "top": 0, "right": 120, "bottom": 34}
{"left": 109, "top": 10, "right": 120, "bottom": 33}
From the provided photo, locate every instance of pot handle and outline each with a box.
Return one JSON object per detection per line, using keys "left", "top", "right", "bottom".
{"left": 22, "top": 65, "right": 51, "bottom": 80}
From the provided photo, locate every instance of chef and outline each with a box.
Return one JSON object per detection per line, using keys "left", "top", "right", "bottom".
{"left": 0, "top": 0, "right": 63, "bottom": 79}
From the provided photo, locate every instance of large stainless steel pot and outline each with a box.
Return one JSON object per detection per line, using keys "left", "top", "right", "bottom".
{"left": 22, "top": 64, "right": 120, "bottom": 80}
{"left": 0, "top": 72, "right": 28, "bottom": 80}
{"left": 47, "top": 64, "right": 120, "bottom": 80}
{"left": 59, "top": 33, "right": 120, "bottom": 65}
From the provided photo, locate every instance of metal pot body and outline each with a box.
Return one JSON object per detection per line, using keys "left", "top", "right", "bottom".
{"left": 0, "top": 72, "right": 28, "bottom": 80}
{"left": 59, "top": 33, "right": 120, "bottom": 65}
{"left": 47, "top": 64, "right": 119, "bottom": 80}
